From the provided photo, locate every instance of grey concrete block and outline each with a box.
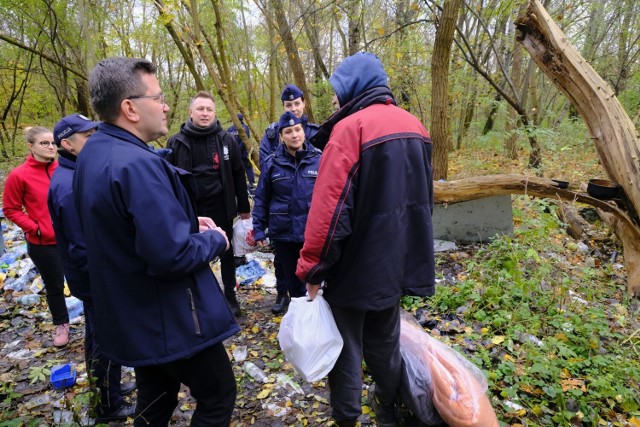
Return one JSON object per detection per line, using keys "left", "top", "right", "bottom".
{"left": 433, "top": 195, "right": 513, "bottom": 243}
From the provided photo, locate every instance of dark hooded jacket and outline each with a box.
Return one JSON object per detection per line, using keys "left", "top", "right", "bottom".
{"left": 166, "top": 119, "right": 250, "bottom": 219}
{"left": 259, "top": 117, "right": 320, "bottom": 166}
{"left": 296, "top": 52, "right": 435, "bottom": 310}
{"left": 48, "top": 151, "right": 91, "bottom": 301}
{"left": 253, "top": 142, "right": 321, "bottom": 243}
{"left": 73, "top": 123, "right": 239, "bottom": 367}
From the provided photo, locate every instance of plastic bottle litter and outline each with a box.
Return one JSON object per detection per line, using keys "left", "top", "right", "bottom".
{"left": 65, "top": 296, "right": 84, "bottom": 319}
{"left": 276, "top": 373, "right": 304, "bottom": 395}
{"left": 264, "top": 402, "right": 291, "bottom": 417}
{"left": 16, "top": 294, "right": 41, "bottom": 305}
{"left": 243, "top": 361, "right": 268, "bottom": 383}
{"left": 4, "top": 274, "right": 29, "bottom": 292}
{"left": 25, "top": 393, "right": 51, "bottom": 409}
{"left": 0, "top": 252, "right": 18, "bottom": 265}
{"left": 53, "top": 410, "right": 74, "bottom": 424}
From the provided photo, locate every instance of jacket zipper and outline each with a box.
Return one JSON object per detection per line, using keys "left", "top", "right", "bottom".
{"left": 186, "top": 288, "right": 202, "bottom": 335}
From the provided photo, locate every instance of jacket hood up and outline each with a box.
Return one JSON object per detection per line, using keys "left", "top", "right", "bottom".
{"left": 329, "top": 52, "right": 389, "bottom": 106}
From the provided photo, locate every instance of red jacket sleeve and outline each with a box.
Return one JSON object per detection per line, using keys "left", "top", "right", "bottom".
{"left": 3, "top": 169, "right": 39, "bottom": 235}
{"left": 296, "top": 124, "right": 360, "bottom": 284}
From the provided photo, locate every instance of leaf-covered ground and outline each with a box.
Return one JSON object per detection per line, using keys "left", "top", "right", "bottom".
{"left": 2, "top": 124, "right": 640, "bottom": 426}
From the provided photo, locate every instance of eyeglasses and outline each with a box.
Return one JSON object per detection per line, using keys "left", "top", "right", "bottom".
{"left": 126, "top": 93, "right": 166, "bottom": 106}
{"left": 38, "top": 141, "right": 56, "bottom": 148}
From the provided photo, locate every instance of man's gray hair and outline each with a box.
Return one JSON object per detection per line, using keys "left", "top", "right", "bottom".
{"left": 89, "top": 57, "right": 157, "bottom": 122}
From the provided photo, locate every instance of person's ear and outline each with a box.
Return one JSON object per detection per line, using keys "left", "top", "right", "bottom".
{"left": 61, "top": 138, "right": 75, "bottom": 153}
{"left": 121, "top": 99, "right": 141, "bottom": 123}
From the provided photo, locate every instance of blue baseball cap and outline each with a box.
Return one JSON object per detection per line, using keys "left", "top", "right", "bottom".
{"left": 278, "top": 111, "right": 303, "bottom": 133}
{"left": 281, "top": 84, "right": 304, "bottom": 102}
{"left": 54, "top": 114, "right": 100, "bottom": 146}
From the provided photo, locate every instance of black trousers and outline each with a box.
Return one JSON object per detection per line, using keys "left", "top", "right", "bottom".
{"left": 133, "top": 343, "right": 236, "bottom": 427}
{"left": 84, "top": 300, "right": 124, "bottom": 413}
{"left": 328, "top": 303, "right": 402, "bottom": 422}
{"left": 27, "top": 242, "right": 69, "bottom": 325}
{"left": 272, "top": 241, "right": 305, "bottom": 297}
{"left": 274, "top": 251, "right": 287, "bottom": 295}
{"left": 199, "top": 208, "right": 236, "bottom": 295}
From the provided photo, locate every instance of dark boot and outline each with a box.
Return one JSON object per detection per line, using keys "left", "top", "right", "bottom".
{"left": 335, "top": 419, "right": 357, "bottom": 427}
{"left": 225, "top": 292, "right": 241, "bottom": 317}
{"left": 370, "top": 385, "right": 397, "bottom": 427}
{"left": 271, "top": 293, "right": 290, "bottom": 315}
{"left": 95, "top": 402, "right": 136, "bottom": 423}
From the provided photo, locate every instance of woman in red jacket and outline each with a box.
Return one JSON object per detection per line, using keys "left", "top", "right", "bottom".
{"left": 3, "top": 126, "right": 70, "bottom": 347}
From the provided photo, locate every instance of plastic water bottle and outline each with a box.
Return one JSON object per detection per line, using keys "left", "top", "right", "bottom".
{"left": 16, "top": 294, "right": 41, "bottom": 305}
{"left": 65, "top": 296, "right": 84, "bottom": 319}
{"left": 243, "top": 361, "right": 268, "bottom": 383}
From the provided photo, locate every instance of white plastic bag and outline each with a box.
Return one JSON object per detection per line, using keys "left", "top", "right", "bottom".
{"left": 277, "top": 294, "right": 343, "bottom": 382}
{"left": 232, "top": 218, "right": 256, "bottom": 256}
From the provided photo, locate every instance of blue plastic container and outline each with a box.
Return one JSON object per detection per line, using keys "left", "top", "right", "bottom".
{"left": 50, "top": 364, "right": 76, "bottom": 389}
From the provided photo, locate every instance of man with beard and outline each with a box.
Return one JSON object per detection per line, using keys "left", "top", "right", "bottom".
{"left": 166, "top": 91, "right": 251, "bottom": 317}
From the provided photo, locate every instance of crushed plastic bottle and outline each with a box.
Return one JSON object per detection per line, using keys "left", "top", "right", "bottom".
{"left": 276, "top": 373, "right": 304, "bottom": 395}
{"left": 65, "top": 296, "right": 84, "bottom": 319}
{"left": 53, "top": 410, "right": 74, "bottom": 424}
{"left": 243, "top": 361, "right": 268, "bottom": 383}
{"left": 25, "top": 393, "right": 51, "bottom": 409}
{"left": 16, "top": 294, "right": 41, "bottom": 305}
{"left": 4, "top": 274, "right": 29, "bottom": 292}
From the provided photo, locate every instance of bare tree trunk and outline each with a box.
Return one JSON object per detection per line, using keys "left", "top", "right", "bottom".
{"left": 267, "top": 0, "right": 278, "bottom": 122}
{"left": 456, "top": 85, "right": 476, "bottom": 150}
{"left": 431, "top": 0, "right": 462, "bottom": 180}
{"left": 239, "top": 0, "right": 255, "bottom": 112}
{"left": 347, "top": 0, "right": 361, "bottom": 55}
{"left": 271, "top": 0, "right": 314, "bottom": 122}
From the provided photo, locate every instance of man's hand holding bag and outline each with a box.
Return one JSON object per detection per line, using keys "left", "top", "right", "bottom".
{"left": 277, "top": 292, "right": 343, "bottom": 382}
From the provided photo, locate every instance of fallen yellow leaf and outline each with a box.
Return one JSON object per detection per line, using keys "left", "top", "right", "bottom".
{"left": 256, "top": 388, "right": 270, "bottom": 399}
{"left": 491, "top": 335, "right": 505, "bottom": 345}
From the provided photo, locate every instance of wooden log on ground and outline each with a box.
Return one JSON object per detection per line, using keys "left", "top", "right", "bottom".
{"left": 434, "top": 175, "right": 640, "bottom": 296}
{"left": 554, "top": 201, "right": 588, "bottom": 240}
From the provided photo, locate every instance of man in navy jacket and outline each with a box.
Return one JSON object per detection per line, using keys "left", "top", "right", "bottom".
{"left": 48, "top": 114, "right": 136, "bottom": 423}
{"left": 297, "top": 53, "right": 435, "bottom": 427}
{"left": 74, "top": 57, "right": 239, "bottom": 426}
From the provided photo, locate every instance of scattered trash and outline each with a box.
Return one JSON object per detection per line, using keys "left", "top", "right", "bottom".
{"left": 4, "top": 275, "right": 29, "bottom": 292}
{"left": 236, "top": 260, "right": 266, "bottom": 285}
{"left": 434, "top": 239, "right": 458, "bottom": 252}
{"left": 568, "top": 290, "right": 588, "bottom": 305}
{"left": 275, "top": 373, "right": 304, "bottom": 395}
{"left": 65, "top": 296, "right": 84, "bottom": 319}
{"left": 232, "top": 345, "right": 247, "bottom": 362}
{"left": 243, "top": 361, "right": 268, "bottom": 383}
{"left": 264, "top": 402, "right": 291, "bottom": 417}
{"left": 50, "top": 363, "right": 77, "bottom": 389}
{"left": 15, "top": 294, "right": 41, "bottom": 306}
{"left": 6, "top": 349, "right": 34, "bottom": 360}
{"left": 53, "top": 410, "right": 74, "bottom": 424}
{"left": 504, "top": 400, "right": 525, "bottom": 411}
{"left": 25, "top": 393, "right": 51, "bottom": 409}
{"left": 516, "top": 331, "right": 544, "bottom": 347}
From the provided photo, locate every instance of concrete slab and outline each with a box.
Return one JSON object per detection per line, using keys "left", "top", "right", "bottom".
{"left": 433, "top": 195, "right": 513, "bottom": 243}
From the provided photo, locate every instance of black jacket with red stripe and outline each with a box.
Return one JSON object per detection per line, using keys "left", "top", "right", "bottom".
{"left": 296, "top": 87, "right": 435, "bottom": 310}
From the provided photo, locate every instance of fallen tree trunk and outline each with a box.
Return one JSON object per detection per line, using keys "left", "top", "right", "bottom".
{"left": 507, "top": 0, "right": 640, "bottom": 297}
{"left": 514, "top": 0, "right": 640, "bottom": 216}
{"left": 434, "top": 175, "right": 640, "bottom": 296}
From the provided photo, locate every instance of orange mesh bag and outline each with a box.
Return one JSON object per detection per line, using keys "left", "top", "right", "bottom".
{"left": 400, "top": 312, "right": 499, "bottom": 427}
